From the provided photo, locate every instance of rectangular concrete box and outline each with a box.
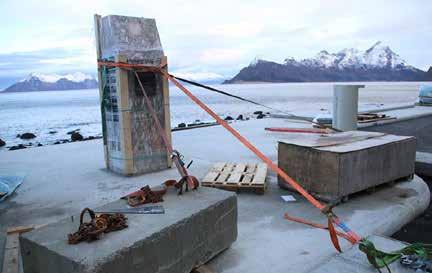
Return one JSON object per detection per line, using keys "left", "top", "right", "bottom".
{"left": 94, "top": 15, "right": 172, "bottom": 176}
{"left": 20, "top": 187, "right": 237, "bottom": 273}
{"left": 278, "top": 131, "right": 416, "bottom": 202}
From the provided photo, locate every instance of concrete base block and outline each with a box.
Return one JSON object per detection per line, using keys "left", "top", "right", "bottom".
{"left": 416, "top": 152, "right": 432, "bottom": 177}
{"left": 310, "top": 235, "right": 411, "bottom": 273}
{"left": 20, "top": 187, "right": 237, "bottom": 273}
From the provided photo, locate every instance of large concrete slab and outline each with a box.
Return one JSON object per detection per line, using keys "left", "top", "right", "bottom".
{"left": 416, "top": 152, "right": 432, "bottom": 177}
{"left": 310, "top": 235, "right": 412, "bottom": 273}
{"left": 20, "top": 187, "right": 237, "bottom": 273}
{"left": 0, "top": 118, "right": 430, "bottom": 273}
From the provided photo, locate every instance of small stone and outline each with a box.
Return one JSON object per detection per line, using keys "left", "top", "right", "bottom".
{"left": 19, "top": 133, "right": 36, "bottom": 140}
{"left": 37, "top": 143, "right": 43, "bottom": 147}
{"left": 54, "top": 141, "right": 61, "bottom": 145}
{"left": 67, "top": 129, "right": 80, "bottom": 135}
{"left": 49, "top": 131, "right": 58, "bottom": 134}
{"left": 236, "top": 114, "right": 244, "bottom": 120}
{"left": 178, "top": 123, "right": 186, "bottom": 128}
{"left": 71, "top": 132, "right": 83, "bottom": 142}
{"left": 0, "top": 138, "right": 5, "bottom": 147}
{"left": 9, "top": 144, "right": 26, "bottom": 151}
{"left": 224, "top": 116, "right": 234, "bottom": 121}
{"left": 253, "top": 111, "right": 263, "bottom": 115}
{"left": 256, "top": 113, "right": 266, "bottom": 119}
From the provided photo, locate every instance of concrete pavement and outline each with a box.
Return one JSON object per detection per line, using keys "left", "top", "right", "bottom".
{"left": 0, "top": 118, "right": 430, "bottom": 273}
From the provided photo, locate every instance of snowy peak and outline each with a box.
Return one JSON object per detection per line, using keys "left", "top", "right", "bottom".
{"left": 278, "top": 41, "right": 408, "bottom": 70}
{"left": 364, "top": 41, "right": 406, "bottom": 68}
{"left": 20, "top": 72, "right": 95, "bottom": 83}
{"left": 4, "top": 72, "right": 97, "bottom": 92}
{"left": 227, "top": 41, "right": 431, "bottom": 83}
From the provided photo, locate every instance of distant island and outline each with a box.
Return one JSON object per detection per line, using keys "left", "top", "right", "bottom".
{"left": 2, "top": 72, "right": 98, "bottom": 92}
{"left": 224, "top": 41, "right": 432, "bottom": 84}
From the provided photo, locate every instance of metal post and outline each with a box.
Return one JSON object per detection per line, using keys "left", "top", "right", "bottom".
{"left": 332, "top": 85, "right": 364, "bottom": 131}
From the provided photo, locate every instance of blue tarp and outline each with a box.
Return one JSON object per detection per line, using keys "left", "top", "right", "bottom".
{"left": 0, "top": 175, "right": 25, "bottom": 202}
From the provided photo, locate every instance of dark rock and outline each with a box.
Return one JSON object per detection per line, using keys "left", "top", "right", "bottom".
{"left": 256, "top": 113, "right": 266, "bottom": 119}
{"left": 71, "top": 132, "right": 83, "bottom": 142}
{"left": 62, "top": 139, "right": 70, "bottom": 144}
{"left": 87, "top": 136, "right": 96, "bottom": 140}
{"left": 224, "top": 116, "right": 234, "bottom": 121}
{"left": 236, "top": 114, "right": 244, "bottom": 120}
{"left": 54, "top": 141, "right": 61, "bottom": 145}
{"left": 9, "top": 144, "right": 26, "bottom": 151}
{"left": 67, "top": 129, "right": 80, "bottom": 135}
{"left": 19, "top": 133, "right": 36, "bottom": 139}
{"left": 253, "top": 111, "right": 263, "bottom": 115}
{"left": 49, "top": 131, "right": 58, "bottom": 134}
{"left": 0, "top": 139, "right": 5, "bottom": 147}
{"left": 37, "top": 143, "right": 43, "bottom": 147}
{"left": 178, "top": 123, "right": 186, "bottom": 128}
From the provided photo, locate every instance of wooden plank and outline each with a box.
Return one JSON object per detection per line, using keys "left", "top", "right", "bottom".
{"left": 242, "top": 173, "right": 254, "bottom": 184}
{"left": 222, "top": 163, "right": 235, "bottom": 173}
{"left": 7, "top": 225, "right": 35, "bottom": 235}
{"left": 161, "top": 56, "right": 173, "bottom": 167}
{"left": 192, "top": 264, "right": 219, "bottom": 273}
{"left": 232, "top": 163, "right": 246, "bottom": 173}
{"left": 202, "top": 171, "right": 220, "bottom": 183}
{"left": 245, "top": 163, "right": 257, "bottom": 173}
{"left": 2, "top": 233, "right": 19, "bottom": 273}
{"left": 115, "top": 54, "right": 134, "bottom": 174}
{"left": 227, "top": 172, "right": 242, "bottom": 184}
{"left": 215, "top": 173, "right": 229, "bottom": 183}
{"left": 252, "top": 163, "right": 267, "bottom": 184}
{"left": 212, "top": 162, "right": 226, "bottom": 172}
{"left": 93, "top": 14, "right": 109, "bottom": 168}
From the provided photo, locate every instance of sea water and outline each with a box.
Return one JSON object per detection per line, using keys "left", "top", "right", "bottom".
{"left": 0, "top": 82, "right": 422, "bottom": 148}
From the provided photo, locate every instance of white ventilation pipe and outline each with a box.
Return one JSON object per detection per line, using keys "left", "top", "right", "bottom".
{"left": 332, "top": 85, "right": 364, "bottom": 131}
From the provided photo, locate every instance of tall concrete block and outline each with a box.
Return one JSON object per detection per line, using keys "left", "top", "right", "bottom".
{"left": 94, "top": 14, "right": 172, "bottom": 176}
{"left": 21, "top": 187, "right": 237, "bottom": 273}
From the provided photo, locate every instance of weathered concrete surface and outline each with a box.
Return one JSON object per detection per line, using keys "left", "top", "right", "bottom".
{"left": 309, "top": 235, "right": 412, "bottom": 273}
{"left": 0, "top": 118, "right": 430, "bottom": 273}
{"left": 100, "top": 15, "right": 164, "bottom": 63}
{"left": 361, "top": 107, "right": 432, "bottom": 153}
{"left": 416, "top": 152, "right": 432, "bottom": 177}
{"left": 20, "top": 187, "right": 236, "bottom": 273}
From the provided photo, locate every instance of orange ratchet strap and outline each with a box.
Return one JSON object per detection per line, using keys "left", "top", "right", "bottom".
{"left": 97, "top": 60, "right": 362, "bottom": 251}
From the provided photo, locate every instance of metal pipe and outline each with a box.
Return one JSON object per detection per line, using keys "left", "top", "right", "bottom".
{"left": 332, "top": 85, "right": 364, "bottom": 131}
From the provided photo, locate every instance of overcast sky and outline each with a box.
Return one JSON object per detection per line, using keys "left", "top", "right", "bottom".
{"left": 0, "top": 0, "right": 431, "bottom": 88}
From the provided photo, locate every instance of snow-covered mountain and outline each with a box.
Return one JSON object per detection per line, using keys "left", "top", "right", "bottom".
{"left": 286, "top": 41, "right": 408, "bottom": 69}
{"left": 3, "top": 72, "right": 98, "bottom": 92}
{"left": 225, "top": 42, "right": 431, "bottom": 83}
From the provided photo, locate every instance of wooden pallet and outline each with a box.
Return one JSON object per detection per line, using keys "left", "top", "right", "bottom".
{"left": 202, "top": 162, "right": 268, "bottom": 194}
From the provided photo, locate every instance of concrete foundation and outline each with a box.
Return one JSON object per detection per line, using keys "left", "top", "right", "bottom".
{"left": 278, "top": 131, "right": 416, "bottom": 202}
{"left": 20, "top": 187, "right": 237, "bottom": 273}
{"left": 362, "top": 112, "right": 432, "bottom": 153}
{"left": 416, "top": 152, "right": 432, "bottom": 177}
{"left": 0, "top": 118, "right": 429, "bottom": 273}
{"left": 310, "top": 235, "right": 412, "bottom": 273}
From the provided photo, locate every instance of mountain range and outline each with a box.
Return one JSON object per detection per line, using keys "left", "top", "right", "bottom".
{"left": 2, "top": 72, "right": 98, "bottom": 92}
{"left": 224, "top": 41, "right": 432, "bottom": 83}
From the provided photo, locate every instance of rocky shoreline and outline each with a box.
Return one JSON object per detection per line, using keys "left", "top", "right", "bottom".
{"left": 0, "top": 111, "right": 269, "bottom": 151}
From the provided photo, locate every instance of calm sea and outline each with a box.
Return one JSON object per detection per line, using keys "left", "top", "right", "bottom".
{"left": 0, "top": 82, "right": 422, "bottom": 148}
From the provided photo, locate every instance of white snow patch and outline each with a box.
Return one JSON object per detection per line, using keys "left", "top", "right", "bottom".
{"left": 20, "top": 72, "right": 94, "bottom": 83}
